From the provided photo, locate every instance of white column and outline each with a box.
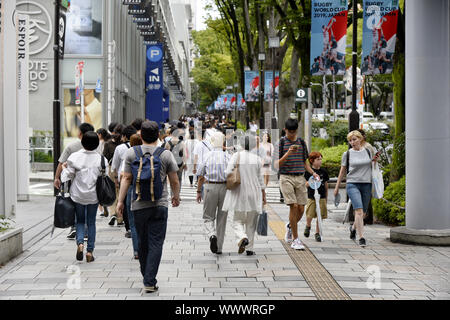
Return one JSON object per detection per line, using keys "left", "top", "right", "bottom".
{"left": 0, "top": 0, "right": 18, "bottom": 217}
{"left": 405, "top": 0, "right": 450, "bottom": 229}
{"left": 16, "top": 14, "right": 30, "bottom": 202}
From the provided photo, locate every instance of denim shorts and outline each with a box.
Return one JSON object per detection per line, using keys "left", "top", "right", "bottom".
{"left": 346, "top": 183, "right": 372, "bottom": 213}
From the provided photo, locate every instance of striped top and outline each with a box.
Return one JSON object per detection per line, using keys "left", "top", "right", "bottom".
{"left": 276, "top": 137, "right": 308, "bottom": 175}
{"left": 197, "top": 148, "right": 231, "bottom": 182}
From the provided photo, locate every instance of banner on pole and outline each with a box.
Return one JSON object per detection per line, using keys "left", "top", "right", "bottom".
{"left": 145, "top": 43, "right": 164, "bottom": 126}
{"left": 361, "top": 0, "right": 399, "bottom": 75}
{"left": 264, "top": 71, "right": 279, "bottom": 101}
{"left": 75, "top": 61, "right": 85, "bottom": 105}
{"left": 244, "top": 70, "right": 259, "bottom": 102}
{"left": 310, "top": 0, "right": 348, "bottom": 76}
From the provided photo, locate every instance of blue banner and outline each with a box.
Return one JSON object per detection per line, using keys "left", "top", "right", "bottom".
{"left": 310, "top": 0, "right": 348, "bottom": 76}
{"left": 361, "top": 0, "right": 399, "bottom": 75}
{"left": 145, "top": 44, "right": 164, "bottom": 127}
{"left": 244, "top": 71, "right": 259, "bottom": 102}
{"left": 264, "top": 71, "right": 279, "bottom": 101}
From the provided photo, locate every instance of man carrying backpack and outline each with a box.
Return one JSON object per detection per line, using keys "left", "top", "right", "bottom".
{"left": 117, "top": 121, "right": 180, "bottom": 293}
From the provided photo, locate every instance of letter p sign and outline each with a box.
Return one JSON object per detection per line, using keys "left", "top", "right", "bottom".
{"left": 147, "top": 46, "right": 163, "bottom": 62}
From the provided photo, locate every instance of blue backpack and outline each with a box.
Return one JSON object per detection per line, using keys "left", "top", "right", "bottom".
{"left": 131, "top": 146, "right": 165, "bottom": 201}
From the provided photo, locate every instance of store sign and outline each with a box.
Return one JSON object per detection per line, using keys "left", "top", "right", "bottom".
{"left": 15, "top": 1, "right": 53, "bottom": 56}
{"left": 145, "top": 44, "right": 164, "bottom": 125}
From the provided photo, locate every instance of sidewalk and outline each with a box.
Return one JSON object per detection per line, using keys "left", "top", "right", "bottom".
{"left": 1, "top": 180, "right": 449, "bottom": 300}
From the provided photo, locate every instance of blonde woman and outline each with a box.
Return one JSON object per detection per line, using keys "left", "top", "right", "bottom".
{"left": 333, "top": 130, "right": 379, "bottom": 247}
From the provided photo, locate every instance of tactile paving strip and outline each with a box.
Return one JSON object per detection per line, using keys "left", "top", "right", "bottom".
{"left": 266, "top": 205, "right": 351, "bottom": 300}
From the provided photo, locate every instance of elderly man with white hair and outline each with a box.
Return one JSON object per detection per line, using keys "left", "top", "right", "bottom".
{"left": 196, "top": 131, "right": 231, "bottom": 255}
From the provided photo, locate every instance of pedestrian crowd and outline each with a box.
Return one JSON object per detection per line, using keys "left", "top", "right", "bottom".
{"left": 54, "top": 113, "right": 380, "bottom": 293}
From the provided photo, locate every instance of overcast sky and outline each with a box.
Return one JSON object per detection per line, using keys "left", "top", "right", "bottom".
{"left": 195, "top": 0, "right": 219, "bottom": 30}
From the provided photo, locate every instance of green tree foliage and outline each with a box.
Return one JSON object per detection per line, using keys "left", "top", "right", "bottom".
{"left": 191, "top": 28, "right": 236, "bottom": 110}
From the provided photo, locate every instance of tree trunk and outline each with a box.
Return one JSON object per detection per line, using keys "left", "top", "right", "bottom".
{"left": 242, "top": 0, "right": 258, "bottom": 70}
{"left": 278, "top": 46, "right": 300, "bottom": 129}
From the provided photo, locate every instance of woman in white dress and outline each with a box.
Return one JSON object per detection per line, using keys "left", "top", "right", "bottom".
{"left": 222, "top": 135, "right": 266, "bottom": 256}
{"left": 260, "top": 132, "right": 274, "bottom": 186}
{"left": 184, "top": 129, "right": 199, "bottom": 187}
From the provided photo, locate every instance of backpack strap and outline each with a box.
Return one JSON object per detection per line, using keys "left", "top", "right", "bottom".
{"left": 100, "top": 155, "right": 106, "bottom": 176}
{"left": 134, "top": 146, "right": 144, "bottom": 201}
{"left": 153, "top": 146, "right": 165, "bottom": 158}
{"left": 133, "top": 145, "right": 143, "bottom": 159}
{"left": 346, "top": 150, "right": 350, "bottom": 174}
{"left": 298, "top": 138, "right": 307, "bottom": 162}
{"left": 125, "top": 142, "right": 131, "bottom": 149}
{"left": 279, "top": 137, "right": 285, "bottom": 159}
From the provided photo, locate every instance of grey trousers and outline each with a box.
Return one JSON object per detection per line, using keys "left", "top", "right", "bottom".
{"left": 203, "top": 183, "right": 228, "bottom": 252}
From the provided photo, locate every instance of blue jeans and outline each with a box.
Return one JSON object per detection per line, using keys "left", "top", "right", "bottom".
{"left": 74, "top": 202, "right": 99, "bottom": 252}
{"left": 347, "top": 183, "right": 372, "bottom": 213}
{"left": 133, "top": 206, "right": 168, "bottom": 287}
{"left": 126, "top": 186, "right": 139, "bottom": 255}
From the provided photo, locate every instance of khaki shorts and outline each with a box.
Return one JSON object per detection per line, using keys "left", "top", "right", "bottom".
{"left": 305, "top": 198, "right": 328, "bottom": 219}
{"left": 280, "top": 174, "right": 308, "bottom": 206}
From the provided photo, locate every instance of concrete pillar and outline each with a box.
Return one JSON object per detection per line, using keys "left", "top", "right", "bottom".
{"left": 0, "top": 0, "right": 18, "bottom": 217}
{"left": 391, "top": 0, "right": 450, "bottom": 245}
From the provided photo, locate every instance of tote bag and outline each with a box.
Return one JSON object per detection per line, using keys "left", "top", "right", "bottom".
{"left": 96, "top": 155, "right": 116, "bottom": 206}
{"left": 52, "top": 182, "right": 75, "bottom": 236}
{"left": 372, "top": 162, "right": 384, "bottom": 199}
{"left": 226, "top": 153, "right": 241, "bottom": 190}
{"left": 257, "top": 211, "right": 268, "bottom": 236}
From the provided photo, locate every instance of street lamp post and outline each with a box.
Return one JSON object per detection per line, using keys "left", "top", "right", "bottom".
{"left": 53, "top": 0, "right": 62, "bottom": 196}
{"left": 258, "top": 53, "right": 265, "bottom": 130}
{"left": 269, "top": 36, "right": 279, "bottom": 129}
{"left": 349, "top": 0, "right": 359, "bottom": 131}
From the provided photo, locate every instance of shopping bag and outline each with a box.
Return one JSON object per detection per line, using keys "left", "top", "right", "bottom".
{"left": 53, "top": 182, "right": 75, "bottom": 232}
{"left": 372, "top": 162, "right": 384, "bottom": 199}
{"left": 257, "top": 211, "right": 268, "bottom": 236}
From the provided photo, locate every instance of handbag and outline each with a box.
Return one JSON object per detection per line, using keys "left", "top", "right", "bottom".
{"left": 96, "top": 155, "right": 116, "bottom": 206}
{"left": 371, "top": 161, "right": 384, "bottom": 199}
{"left": 257, "top": 211, "right": 268, "bottom": 236}
{"left": 226, "top": 152, "right": 241, "bottom": 190}
{"left": 53, "top": 182, "right": 75, "bottom": 233}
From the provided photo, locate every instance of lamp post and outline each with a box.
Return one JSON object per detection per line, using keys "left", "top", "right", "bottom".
{"left": 53, "top": 0, "right": 62, "bottom": 196}
{"left": 269, "top": 36, "right": 279, "bottom": 129}
{"left": 258, "top": 53, "right": 265, "bottom": 130}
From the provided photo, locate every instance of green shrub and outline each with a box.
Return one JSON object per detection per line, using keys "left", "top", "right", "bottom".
{"left": 311, "top": 137, "right": 331, "bottom": 152}
{"left": 33, "top": 150, "right": 53, "bottom": 163}
{"left": 316, "top": 143, "right": 348, "bottom": 177}
{"left": 372, "top": 176, "right": 405, "bottom": 226}
{"left": 328, "top": 120, "right": 349, "bottom": 145}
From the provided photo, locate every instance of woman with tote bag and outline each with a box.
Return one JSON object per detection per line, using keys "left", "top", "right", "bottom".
{"left": 61, "top": 131, "right": 108, "bottom": 263}
{"left": 222, "top": 135, "right": 266, "bottom": 256}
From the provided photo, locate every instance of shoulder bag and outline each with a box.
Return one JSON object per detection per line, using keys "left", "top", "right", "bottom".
{"left": 52, "top": 182, "right": 75, "bottom": 235}
{"left": 96, "top": 155, "right": 116, "bottom": 206}
{"left": 226, "top": 152, "right": 241, "bottom": 190}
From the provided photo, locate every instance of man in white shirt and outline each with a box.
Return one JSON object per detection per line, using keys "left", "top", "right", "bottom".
{"left": 193, "top": 130, "right": 213, "bottom": 178}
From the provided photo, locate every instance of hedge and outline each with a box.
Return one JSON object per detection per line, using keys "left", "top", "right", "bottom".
{"left": 372, "top": 176, "right": 405, "bottom": 226}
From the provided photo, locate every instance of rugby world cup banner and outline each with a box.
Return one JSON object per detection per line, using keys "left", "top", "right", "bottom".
{"left": 264, "top": 71, "right": 279, "bottom": 101}
{"left": 361, "top": 0, "right": 399, "bottom": 75}
{"left": 145, "top": 43, "right": 164, "bottom": 126}
{"left": 310, "top": 0, "right": 348, "bottom": 76}
{"left": 244, "top": 70, "right": 259, "bottom": 102}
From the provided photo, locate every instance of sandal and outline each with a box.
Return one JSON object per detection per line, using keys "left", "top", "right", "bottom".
{"left": 86, "top": 252, "right": 95, "bottom": 263}
{"left": 315, "top": 233, "right": 322, "bottom": 242}
{"left": 304, "top": 226, "right": 311, "bottom": 238}
{"left": 76, "top": 244, "right": 84, "bottom": 261}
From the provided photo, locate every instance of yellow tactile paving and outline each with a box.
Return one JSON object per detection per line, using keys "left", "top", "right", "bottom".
{"left": 266, "top": 205, "right": 351, "bottom": 300}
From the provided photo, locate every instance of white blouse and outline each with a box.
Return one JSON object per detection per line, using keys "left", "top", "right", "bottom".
{"left": 222, "top": 150, "right": 265, "bottom": 213}
{"left": 61, "top": 149, "right": 108, "bottom": 205}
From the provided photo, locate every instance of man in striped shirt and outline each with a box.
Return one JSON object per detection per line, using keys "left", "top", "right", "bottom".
{"left": 275, "top": 118, "right": 319, "bottom": 250}
{"left": 196, "top": 131, "right": 230, "bottom": 255}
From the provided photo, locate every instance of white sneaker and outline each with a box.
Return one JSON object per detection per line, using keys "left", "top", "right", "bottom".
{"left": 285, "top": 223, "right": 293, "bottom": 243}
{"left": 291, "top": 238, "right": 305, "bottom": 250}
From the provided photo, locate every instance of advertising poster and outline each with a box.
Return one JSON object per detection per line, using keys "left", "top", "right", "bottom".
{"left": 64, "top": 88, "right": 102, "bottom": 139}
{"left": 264, "top": 71, "right": 279, "bottom": 101}
{"left": 238, "top": 94, "right": 246, "bottom": 111}
{"left": 244, "top": 70, "right": 259, "bottom": 102}
{"left": 145, "top": 43, "right": 164, "bottom": 126}
{"left": 361, "top": 0, "right": 399, "bottom": 75}
{"left": 65, "top": 0, "right": 102, "bottom": 55}
{"left": 226, "top": 93, "right": 234, "bottom": 110}
{"left": 310, "top": 0, "right": 348, "bottom": 76}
